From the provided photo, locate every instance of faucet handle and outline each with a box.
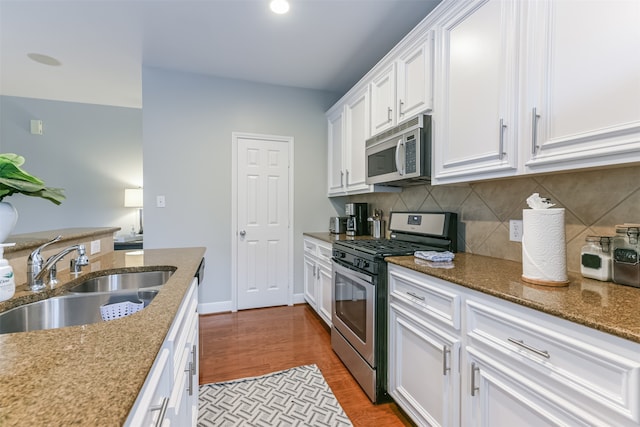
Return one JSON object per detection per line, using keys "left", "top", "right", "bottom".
{"left": 70, "top": 245, "right": 89, "bottom": 273}
{"left": 28, "top": 235, "right": 63, "bottom": 263}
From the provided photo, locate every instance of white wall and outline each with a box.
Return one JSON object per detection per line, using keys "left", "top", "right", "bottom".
{"left": 141, "top": 67, "right": 338, "bottom": 309}
{"left": 0, "top": 96, "right": 142, "bottom": 235}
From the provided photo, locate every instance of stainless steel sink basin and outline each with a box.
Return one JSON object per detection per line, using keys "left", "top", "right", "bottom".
{"left": 69, "top": 270, "right": 173, "bottom": 293}
{"left": 0, "top": 290, "right": 158, "bottom": 335}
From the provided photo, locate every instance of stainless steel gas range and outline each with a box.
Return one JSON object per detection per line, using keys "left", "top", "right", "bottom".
{"left": 331, "top": 211, "right": 458, "bottom": 403}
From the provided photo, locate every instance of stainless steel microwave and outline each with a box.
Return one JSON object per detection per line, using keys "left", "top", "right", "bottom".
{"left": 365, "top": 114, "right": 431, "bottom": 186}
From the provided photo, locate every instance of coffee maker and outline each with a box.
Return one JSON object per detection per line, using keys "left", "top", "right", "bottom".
{"left": 345, "top": 203, "right": 369, "bottom": 236}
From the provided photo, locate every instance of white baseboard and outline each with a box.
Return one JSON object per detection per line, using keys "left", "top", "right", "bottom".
{"left": 198, "top": 293, "right": 307, "bottom": 315}
{"left": 198, "top": 300, "right": 233, "bottom": 315}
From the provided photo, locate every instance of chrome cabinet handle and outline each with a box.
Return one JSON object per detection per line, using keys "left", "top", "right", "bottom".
{"left": 531, "top": 108, "right": 540, "bottom": 155}
{"left": 239, "top": 230, "right": 246, "bottom": 237}
{"left": 406, "top": 291, "right": 425, "bottom": 301}
{"left": 186, "top": 362, "right": 194, "bottom": 396}
{"left": 498, "top": 118, "right": 507, "bottom": 160}
{"left": 192, "top": 344, "right": 197, "bottom": 375}
{"left": 399, "top": 99, "right": 404, "bottom": 117}
{"left": 470, "top": 363, "right": 480, "bottom": 396}
{"left": 442, "top": 346, "right": 450, "bottom": 376}
{"left": 387, "top": 106, "right": 393, "bottom": 122}
{"left": 151, "top": 397, "right": 169, "bottom": 427}
{"left": 345, "top": 169, "right": 349, "bottom": 186}
{"left": 508, "top": 337, "right": 550, "bottom": 358}
{"left": 340, "top": 170, "right": 344, "bottom": 186}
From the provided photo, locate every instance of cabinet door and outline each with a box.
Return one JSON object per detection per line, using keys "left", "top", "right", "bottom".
{"left": 370, "top": 63, "right": 397, "bottom": 136}
{"left": 433, "top": 0, "right": 520, "bottom": 184}
{"left": 303, "top": 254, "right": 317, "bottom": 309}
{"left": 317, "top": 261, "right": 333, "bottom": 327}
{"left": 397, "top": 34, "right": 434, "bottom": 121}
{"left": 344, "top": 86, "right": 370, "bottom": 192}
{"left": 525, "top": 0, "right": 640, "bottom": 172}
{"left": 389, "top": 302, "right": 460, "bottom": 427}
{"left": 327, "top": 108, "right": 345, "bottom": 195}
{"left": 463, "top": 349, "right": 592, "bottom": 427}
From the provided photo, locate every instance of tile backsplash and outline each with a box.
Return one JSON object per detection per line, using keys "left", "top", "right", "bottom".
{"left": 346, "top": 164, "right": 640, "bottom": 273}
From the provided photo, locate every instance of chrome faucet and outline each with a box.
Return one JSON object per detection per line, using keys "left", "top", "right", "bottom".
{"left": 27, "top": 236, "right": 90, "bottom": 291}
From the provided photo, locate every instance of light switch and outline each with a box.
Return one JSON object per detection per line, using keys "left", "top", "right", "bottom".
{"left": 156, "top": 195, "right": 166, "bottom": 208}
{"left": 30, "top": 120, "right": 43, "bottom": 135}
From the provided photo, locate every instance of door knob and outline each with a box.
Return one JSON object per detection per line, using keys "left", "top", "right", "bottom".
{"left": 239, "top": 230, "right": 246, "bottom": 237}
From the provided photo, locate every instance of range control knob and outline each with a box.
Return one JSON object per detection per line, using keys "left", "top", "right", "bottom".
{"left": 333, "top": 249, "right": 346, "bottom": 259}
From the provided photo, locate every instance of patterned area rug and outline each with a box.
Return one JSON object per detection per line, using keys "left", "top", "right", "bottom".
{"left": 199, "top": 364, "right": 353, "bottom": 427}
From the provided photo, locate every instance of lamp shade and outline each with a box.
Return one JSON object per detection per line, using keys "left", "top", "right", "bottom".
{"left": 124, "top": 188, "right": 143, "bottom": 208}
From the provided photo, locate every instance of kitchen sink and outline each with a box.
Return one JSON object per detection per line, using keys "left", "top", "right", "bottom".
{"left": 0, "top": 290, "right": 158, "bottom": 335}
{"left": 69, "top": 270, "right": 173, "bottom": 293}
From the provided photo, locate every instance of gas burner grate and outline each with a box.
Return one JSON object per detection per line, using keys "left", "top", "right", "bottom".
{"left": 335, "top": 239, "right": 443, "bottom": 257}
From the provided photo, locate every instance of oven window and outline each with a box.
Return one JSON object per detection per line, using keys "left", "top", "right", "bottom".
{"left": 334, "top": 272, "right": 369, "bottom": 342}
{"left": 367, "top": 146, "right": 397, "bottom": 178}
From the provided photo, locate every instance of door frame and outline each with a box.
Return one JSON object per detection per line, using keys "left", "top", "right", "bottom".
{"left": 231, "top": 131, "right": 294, "bottom": 312}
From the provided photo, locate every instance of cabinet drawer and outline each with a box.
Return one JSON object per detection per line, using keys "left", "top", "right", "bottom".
{"left": 389, "top": 265, "right": 461, "bottom": 330}
{"left": 303, "top": 238, "right": 318, "bottom": 256}
{"left": 466, "top": 299, "right": 640, "bottom": 424}
{"left": 317, "top": 243, "right": 333, "bottom": 264}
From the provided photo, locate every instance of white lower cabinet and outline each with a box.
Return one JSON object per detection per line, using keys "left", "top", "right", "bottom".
{"left": 389, "top": 302, "right": 460, "bottom": 427}
{"left": 303, "top": 236, "right": 333, "bottom": 327}
{"left": 388, "top": 264, "right": 640, "bottom": 427}
{"left": 126, "top": 278, "right": 199, "bottom": 426}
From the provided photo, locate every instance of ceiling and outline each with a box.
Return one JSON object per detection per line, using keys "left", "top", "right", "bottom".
{"left": 0, "top": 0, "right": 441, "bottom": 108}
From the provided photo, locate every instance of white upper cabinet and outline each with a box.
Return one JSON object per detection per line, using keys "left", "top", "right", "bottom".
{"left": 344, "top": 86, "right": 371, "bottom": 192}
{"left": 370, "top": 63, "right": 397, "bottom": 136}
{"left": 432, "top": 0, "right": 640, "bottom": 185}
{"left": 397, "top": 35, "right": 434, "bottom": 123}
{"left": 523, "top": 0, "right": 640, "bottom": 173}
{"left": 370, "top": 34, "right": 435, "bottom": 138}
{"left": 433, "top": 0, "right": 521, "bottom": 184}
{"left": 327, "top": 108, "right": 345, "bottom": 195}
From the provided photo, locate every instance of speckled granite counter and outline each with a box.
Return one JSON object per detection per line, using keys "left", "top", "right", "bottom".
{"left": 0, "top": 247, "right": 205, "bottom": 426}
{"left": 386, "top": 253, "right": 640, "bottom": 344}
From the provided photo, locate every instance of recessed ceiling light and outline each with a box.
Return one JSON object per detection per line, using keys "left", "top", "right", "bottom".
{"left": 27, "top": 53, "right": 62, "bottom": 66}
{"left": 270, "top": 0, "right": 290, "bottom": 14}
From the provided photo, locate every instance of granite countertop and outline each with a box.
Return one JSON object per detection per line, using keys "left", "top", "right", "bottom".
{"left": 4, "top": 227, "right": 120, "bottom": 254}
{"left": 0, "top": 247, "right": 205, "bottom": 425}
{"left": 386, "top": 253, "right": 640, "bottom": 344}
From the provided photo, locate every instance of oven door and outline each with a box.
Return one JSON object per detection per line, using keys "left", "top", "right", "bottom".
{"left": 332, "top": 259, "right": 376, "bottom": 367}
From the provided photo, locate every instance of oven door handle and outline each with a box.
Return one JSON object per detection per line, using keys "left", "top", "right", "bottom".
{"left": 332, "top": 259, "right": 374, "bottom": 284}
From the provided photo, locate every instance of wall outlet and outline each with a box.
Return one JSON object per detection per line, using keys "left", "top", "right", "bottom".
{"left": 156, "top": 195, "right": 166, "bottom": 208}
{"left": 90, "top": 239, "right": 101, "bottom": 255}
{"left": 509, "top": 220, "right": 523, "bottom": 242}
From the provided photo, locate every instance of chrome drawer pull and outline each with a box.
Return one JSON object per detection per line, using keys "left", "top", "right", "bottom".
{"left": 186, "top": 362, "right": 194, "bottom": 396}
{"left": 150, "top": 397, "right": 169, "bottom": 427}
{"left": 470, "top": 363, "right": 479, "bottom": 396}
{"left": 508, "top": 337, "right": 550, "bottom": 358}
{"left": 406, "top": 291, "right": 425, "bottom": 301}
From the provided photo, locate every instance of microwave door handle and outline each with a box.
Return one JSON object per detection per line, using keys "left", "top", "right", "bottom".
{"left": 395, "top": 138, "right": 404, "bottom": 175}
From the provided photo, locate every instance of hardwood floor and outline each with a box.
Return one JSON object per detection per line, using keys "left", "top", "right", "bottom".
{"left": 199, "top": 304, "right": 413, "bottom": 427}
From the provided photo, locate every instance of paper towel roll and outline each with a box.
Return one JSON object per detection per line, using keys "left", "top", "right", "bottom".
{"left": 522, "top": 208, "right": 568, "bottom": 286}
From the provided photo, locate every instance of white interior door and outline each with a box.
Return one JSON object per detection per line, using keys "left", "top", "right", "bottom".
{"left": 234, "top": 133, "right": 292, "bottom": 310}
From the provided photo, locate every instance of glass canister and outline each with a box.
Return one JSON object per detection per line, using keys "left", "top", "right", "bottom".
{"left": 580, "top": 236, "right": 613, "bottom": 281}
{"left": 612, "top": 224, "right": 640, "bottom": 288}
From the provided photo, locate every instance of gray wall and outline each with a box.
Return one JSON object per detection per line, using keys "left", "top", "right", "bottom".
{"left": 141, "top": 67, "right": 338, "bottom": 309}
{"left": 0, "top": 96, "right": 142, "bottom": 235}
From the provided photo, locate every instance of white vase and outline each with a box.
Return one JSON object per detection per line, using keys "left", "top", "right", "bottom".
{"left": 0, "top": 202, "right": 18, "bottom": 243}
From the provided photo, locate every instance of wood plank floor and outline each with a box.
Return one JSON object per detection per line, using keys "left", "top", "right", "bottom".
{"left": 199, "top": 304, "right": 413, "bottom": 427}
